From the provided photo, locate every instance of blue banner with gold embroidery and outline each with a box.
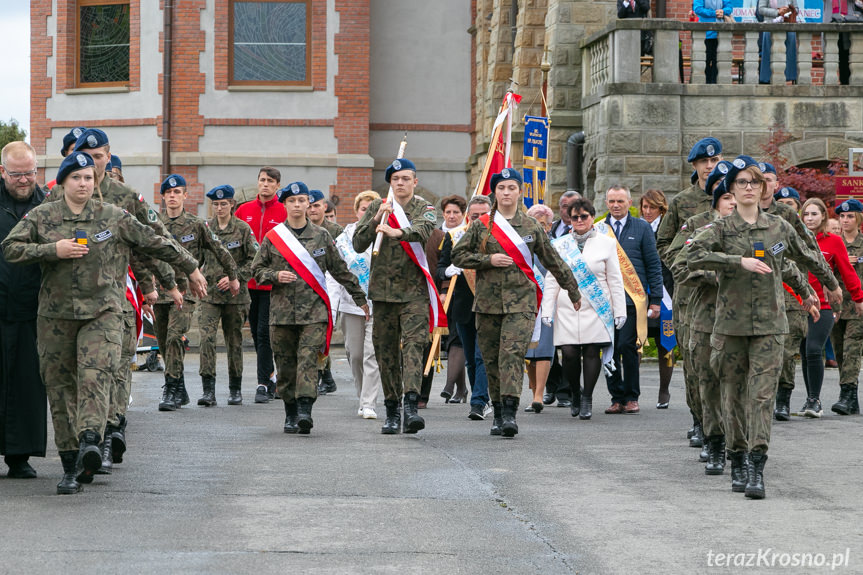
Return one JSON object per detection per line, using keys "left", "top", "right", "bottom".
{"left": 522, "top": 116, "right": 548, "bottom": 209}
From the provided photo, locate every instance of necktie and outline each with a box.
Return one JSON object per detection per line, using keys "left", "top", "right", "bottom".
{"left": 615, "top": 221, "right": 622, "bottom": 238}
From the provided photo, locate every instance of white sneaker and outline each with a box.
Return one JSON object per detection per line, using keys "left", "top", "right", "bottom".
{"left": 483, "top": 403, "right": 493, "bottom": 417}
{"left": 362, "top": 407, "right": 377, "bottom": 419}
{"left": 357, "top": 407, "right": 364, "bottom": 417}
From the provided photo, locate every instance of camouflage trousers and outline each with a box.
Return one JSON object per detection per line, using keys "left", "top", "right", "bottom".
{"left": 832, "top": 317, "right": 863, "bottom": 388}
{"left": 710, "top": 333, "right": 784, "bottom": 455}
{"left": 153, "top": 301, "right": 195, "bottom": 380}
{"left": 779, "top": 309, "right": 808, "bottom": 391}
{"left": 198, "top": 302, "right": 246, "bottom": 379}
{"left": 372, "top": 300, "right": 429, "bottom": 402}
{"left": 107, "top": 311, "right": 136, "bottom": 427}
{"left": 690, "top": 329, "right": 723, "bottom": 437}
{"left": 37, "top": 312, "right": 122, "bottom": 451}
{"left": 271, "top": 323, "right": 327, "bottom": 400}
{"left": 476, "top": 311, "right": 534, "bottom": 401}
{"left": 675, "top": 301, "right": 701, "bottom": 422}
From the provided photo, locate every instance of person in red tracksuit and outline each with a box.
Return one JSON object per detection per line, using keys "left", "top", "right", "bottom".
{"left": 234, "top": 167, "right": 287, "bottom": 404}
{"left": 799, "top": 197, "right": 863, "bottom": 418}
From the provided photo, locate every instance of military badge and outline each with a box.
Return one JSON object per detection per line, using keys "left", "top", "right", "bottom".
{"left": 392, "top": 160, "right": 402, "bottom": 171}
{"left": 312, "top": 248, "right": 326, "bottom": 257}
{"left": 753, "top": 241, "right": 766, "bottom": 260}
{"left": 226, "top": 241, "right": 241, "bottom": 249}
{"left": 181, "top": 234, "right": 195, "bottom": 243}
{"left": 94, "top": 230, "right": 113, "bottom": 242}
{"left": 770, "top": 241, "right": 786, "bottom": 255}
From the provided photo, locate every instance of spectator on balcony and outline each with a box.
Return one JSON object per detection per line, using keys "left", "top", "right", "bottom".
{"left": 618, "top": 0, "right": 653, "bottom": 56}
{"left": 757, "top": 0, "right": 801, "bottom": 84}
{"left": 693, "top": 0, "right": 733, "bottom": 83}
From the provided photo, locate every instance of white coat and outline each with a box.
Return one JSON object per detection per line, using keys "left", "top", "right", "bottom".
{"left": 541, "top": 232, "right": 626, "bottom": 346}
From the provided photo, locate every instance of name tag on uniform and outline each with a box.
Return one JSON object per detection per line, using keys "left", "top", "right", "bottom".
{"left": 226, "top": 241, "right": 241, "bottom": 249}
{"left": 180, "top": 234, "right": 195, "bottom": 243}
{"left": 312, "top": 248, "right": 326, "bottom": 257}
{"left": 522, "top": 235, "right": 534, "bottom": 243}
{"left": 94, "top": 230, "right": 113, "bottom": 242}
{"left": 754, "top": 242, "right": 766, "bottom": 260}
{"left": 770, "top": 241, "right": 786, "bottom": 256}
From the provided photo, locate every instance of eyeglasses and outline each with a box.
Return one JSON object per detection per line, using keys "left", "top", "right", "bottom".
{"left": 571, "top": 213, "right": 592, "bottom": 221}
{"left": 734, "top": 179, "right": 758, "bottom": 188}
{"left": 2, "top": 166, "right": 37, "bottom": 180}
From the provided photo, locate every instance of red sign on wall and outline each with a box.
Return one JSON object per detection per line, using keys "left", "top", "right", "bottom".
{"left": 835, "top": 176, "right": 863, "bottom": 202}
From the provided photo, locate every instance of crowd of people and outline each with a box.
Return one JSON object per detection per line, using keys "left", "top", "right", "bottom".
{"left": 1, "top": 127, "right": 861, "bottom": 501}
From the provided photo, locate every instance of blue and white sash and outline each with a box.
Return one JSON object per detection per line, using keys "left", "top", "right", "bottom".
{"left": 552, "top": 233, "right": 616, "bottom": 374}
{"left": 335, "top": 228, "right": 371, "bottom": 295}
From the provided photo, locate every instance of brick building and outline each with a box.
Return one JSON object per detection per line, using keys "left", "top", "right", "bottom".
{"left": 30, "top": 0, "right": 472, "bottom": 219}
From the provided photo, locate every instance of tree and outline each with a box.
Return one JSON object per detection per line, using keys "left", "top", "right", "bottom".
{"left": 0, "top": 118, "right": 27, "bottom": 150}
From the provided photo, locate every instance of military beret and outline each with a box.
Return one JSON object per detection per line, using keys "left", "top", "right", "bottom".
{"left": 160, "top": 174, "right": 187, "bottom": 194}
{"left": 309, "top": 189, "right": 325, "bottom": 203}
{"left": 110, "top": 154, "right": 122, "bottom": 170}
{"left": 385, "top": 158, "right": 417, "bottom": 183}
{"left": 723, "top": 155, "right": 760, "bottom": 191}
{"left": 687, "top": 137, "right": 722, "bottom": 163}
{"left": 56, "top": 152, "right": 95, "bottom": 186}
{"left": 835, "top": 198, "right": 863, "bottom": 213}
{"left": 61, "top": 127, "right": 86, "bottom": 156}
{"left": 73, "top": 128, "right": 109, "bottom": 152}
{"left": 489, "top": 168, "right": 523, "bottom": 194}
{"left": 706, "top": 161, "right": 733, "bottom": 196}
{"left": 758, "top": 162, "right": 776, "bottom": 175}
{"left": 711, "top": 179, "right": 731, "bottom": 209}
{"left": 206, "top": 184, "right": 235, "bottom": 201}
{"left": 774, "top": 186, "right": 801, "bottom": 203}
{"left": 277, "top": 181, "right": 310, "bottom": 202}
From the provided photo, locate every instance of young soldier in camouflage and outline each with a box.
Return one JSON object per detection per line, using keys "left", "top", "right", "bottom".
{"left": 252, "top": 182, "right": 367, "bottom": 435}
{"left": 197, "top": 185, "right": 259, "bottom": 407}
{"left": 452, "top": 169, "right": 581, "bottom": 438}
{"left": 1, "top": 152, "right": 203, "bottom": 494}
{"left": 155, "top": 174, "right": 239, "bottom": 412}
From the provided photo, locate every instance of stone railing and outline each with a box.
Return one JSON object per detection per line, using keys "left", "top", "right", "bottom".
{"left": 581, "top": 19, "right": 863, "bottom": 97}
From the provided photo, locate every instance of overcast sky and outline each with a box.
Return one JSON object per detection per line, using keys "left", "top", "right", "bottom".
{"left": 0, "top": 1, "right": 31, "bottom": 140}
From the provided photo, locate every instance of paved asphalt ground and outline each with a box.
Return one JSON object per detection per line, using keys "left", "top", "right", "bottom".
{"left": 1, "top": 349, "right": 861, "bottom": 574}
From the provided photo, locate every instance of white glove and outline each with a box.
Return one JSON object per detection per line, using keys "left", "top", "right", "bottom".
{"left": 445, "top": 264, "right": 462, "bottom": 278}
{"left": 614, "top": 316, "right": 627, "bottom": 329}
{"left": 541, "top": 317, "right": 553, "bottom": 327}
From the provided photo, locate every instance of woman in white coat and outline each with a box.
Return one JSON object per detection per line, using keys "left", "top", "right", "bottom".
{"left": 542, "top": 197, "right": 627, "bottom": 419}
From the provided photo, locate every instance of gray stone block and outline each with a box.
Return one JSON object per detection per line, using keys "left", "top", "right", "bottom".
{"left": 625, "top": 156, "right": 665, "bottom": 174}
{"left": 608, "top": 131, "right": 642, "bottom": 153}
{"left": 664, "top": 157, "right": 682, "bottom": 175}
{"left": 643, "top": 175, "right": 686, "bottom": 194}
{"left": 643, "top": 131, "right": 680, "bottom": 154}
{"left": 682, "top": 99, "right": 726, "bottom": 127}
{"left": 623, "top": 97, "right": 678, "bottom": 128}
{"left": 791, "top": 102, "right": 861, "bottom": 129}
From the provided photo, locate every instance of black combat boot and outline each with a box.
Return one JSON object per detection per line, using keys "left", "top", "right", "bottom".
{"left": 686, "top": 413, "right": 698, "bottom": 438}
{"left": 728, "top": 451, "right": 748, "bottom": 493}
{"left": 578, "top": 396, "right": 592, "bottom": 420}
{"left": 316, "top": 371, "right": 328, "bottom": 396}
{"left": 704, "top": 436, "right": 725, "bottom": 475}
{"left": 96, "top": 425, "right": 114, "bottom": 475}
{"left": 227, "top": 376, "right": 243, "bottom": 405}
{"left": 267, "top": 377, "right": 277, "bottom": 400}
{"left": 296, "top": 397, "right": 315, "bottom": 434}
{"left": 111, "top": 415, "right": 127, "bottom": 464}
{"left": 76, "top": 430, "right": 102, "bottom": 484}
{"left": 501, "top": 396, "right": 519, "bottom": 438}
{"left": 198, "top": 376, "right": 217, "bottom": 407}
{"left": 744, "top": 452, "right": 767, "bottom": 499}
{"left": 489, "top": 402, "right": 503, "bottom": 435}
{"left": 689, "top": 421, "right": 704, "bottom": 448}
{"left": 831, "top": 384, "right": 856, "bottom": 416}
{"left": 283, "top": 401, "right": 299, "bottom": 434}
{"left": 57, "top": 451, "right": 81, "bottom": 495}
{"left": 850, "top": 385, "right": 861, "bottom": 415}
{"left": 403, "top": 391, "right": 425, "bottom": 434}
{"left": 159, "top": 376, "right": 178, "bottom": 411}
{"left": 176, "top": 374, "right": 190, "bottom": 406}
{"left": 320, "top": 367, "right": 337, "bottom": 394}
{"left": 774, "top": 386, "right": 792, "bottom": 421}
{"left": 381, "top": 400, "right": 401, "bottom": 435}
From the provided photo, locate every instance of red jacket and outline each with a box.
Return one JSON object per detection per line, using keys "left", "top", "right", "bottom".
{"left": 809, "top": 232, "right": 863, "bottom": 309}
{"left": 235, "top": 195, "right": 286, "bottom": 291}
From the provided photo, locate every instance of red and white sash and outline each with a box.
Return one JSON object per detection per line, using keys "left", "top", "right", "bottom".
{"left": 480, "top": 212, "right": 543, "bottom": 313}
{"left": 266, "top": 223, "right": 334, "bottom": 354}
{"left": 389, "top": 201, "right": 448, "bottom": 332}
{"left": 125, "top": 267, "right": 144, "bottom": 360}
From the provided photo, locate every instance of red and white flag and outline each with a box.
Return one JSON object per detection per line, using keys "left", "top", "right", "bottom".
{"left": 474, "top": 91, "right": 521, "bottom": 197}
{"left": 125, "top": 267, "right": 144, "bottom": 343}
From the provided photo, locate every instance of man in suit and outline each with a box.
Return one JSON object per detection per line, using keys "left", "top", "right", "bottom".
{"left": 549, "top": 191, "right": 581, "bottom": 239}
{"left": 604, "top": 185, "right": 663, "bottom": 414}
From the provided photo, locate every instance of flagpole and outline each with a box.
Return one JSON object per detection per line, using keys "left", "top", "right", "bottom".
{"left": 372, "top": 133, "right": 408, "bottom": 256}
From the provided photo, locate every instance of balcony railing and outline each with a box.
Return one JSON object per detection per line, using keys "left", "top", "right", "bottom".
{"left": 581, "top": 19, "right": 863, "bottom": 98}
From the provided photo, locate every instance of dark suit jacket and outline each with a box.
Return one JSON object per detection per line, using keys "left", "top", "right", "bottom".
{"left": 604, "top": 214, "right": 663, "bottom": 307}
{"left": 549, "top": 218, "right": 571, "bottom": 239}
{"left": 618, "top": 0, "right": 650, "bottom": 18}
{"left": 437, "top": 232, "right": 474, "bottom": 323}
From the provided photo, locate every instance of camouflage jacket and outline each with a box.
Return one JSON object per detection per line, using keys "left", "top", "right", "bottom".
{"left": 1, "top": 198, "right": 198, "bottom": 320}
{"left": 252, "top": 220, "right": 366, "bottom": 325}
{"left": 202, "top": 216, "right": 259, "bottom": 305}
{"left": 688, "top": 210, "right": 835, "bottom": 336}
{"left": 840, "top": 233, "right": 863, "bottom": 319}
{"left": 450, "top": 209, "right": 581, "bottom": 314}
{"left": 157, "top": 210, "right": 237, "bottom": 303}
{"left": 656, "top": 183, "right": 712, "bottom": 263}
{"left": 352, "top": 195, "right": 437, "bottom": 303}
{"left": 320, "top": 218, "right": 344, "bottom": 240}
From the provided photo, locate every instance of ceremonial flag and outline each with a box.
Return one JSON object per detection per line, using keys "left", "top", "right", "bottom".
{"left": 522, "top": 115, "right": 549, "bottom": 209}
{"left": 660, "top": 286, "right": 676, "bottom": 352}
{"left": 473, "top": 91, "right": 521, "bottom": 197}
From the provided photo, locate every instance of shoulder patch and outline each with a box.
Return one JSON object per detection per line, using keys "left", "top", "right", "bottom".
{"left": 147, "top": 209, "right": 158, "bottom": 223}
{"left": 138, "top": 194, "right": 145, "bottom": 202}
{"left": 226, "top": 241, "right": 241, "bottom": 249}
{"left": 423, "top": 211, "right": 437, "bottom": 222}
{"left": 94, "top": 230, "right": 113, "bottom": 242}
{"left": 180, "top": 234, "right": 195, "bottom": 243}
{"left": 312, "top": 247, "right": 327, "bottom": 257}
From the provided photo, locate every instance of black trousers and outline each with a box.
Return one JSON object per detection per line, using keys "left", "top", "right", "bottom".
{"left": 0, "top": 320, "right": 46, "bottom": 457}
{"left": 606, "top": 305, "right": 640, "bottom": 403}
{"left": 705, "top": 38, "right": 718, "bottom": 84}
{"left": 248, "top": 289, "right": 274, "bottom": 385}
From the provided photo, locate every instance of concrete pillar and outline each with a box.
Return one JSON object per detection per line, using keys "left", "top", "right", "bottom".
{"left": 690, "top": 31, "right": 706, "bottom": 84}
{"left": 654, "top": 29, "right": 679, "bottom": 84}
{"left": 743, "top": 31, "right": 760, "bottom": 84}
{"left": 717, "top": 29, "right": 733, "bottom": 84}
{"left": 850, "top": 33, "right": 863, "bottom": 86}
{"left": 824, "top": 32, "right": 840, "bottom": 86}
{"left": 612, "top": 29, "right": 640, "bottom": 83}
{"left": 771, "top": 30, "right": 787, "bottom": 84}
{"left": 798, "top": 32, "right": 813, "bottom": 85}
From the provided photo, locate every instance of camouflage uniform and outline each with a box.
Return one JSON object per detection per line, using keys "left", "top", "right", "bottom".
{"left": 154, "top": 210, "right": 237, "bottom": 380}
{"left": 832, "top": 233, "right": 863, "bottom": 388}
{"left": 688, "top": 210, "right": 838, "bottom": 455}
{"left": 451, "top": 210, "right": 581, "bottom": 400}
{"left": 1, "top": 199, "right": 198, "bottom": 451}
{"left": 198, "top": 217, "right": 258, "bottom": 380}
{"left": 352, "top": 196, "right": 437, "bottom": 401}
{"left": 253, "top": 221, "right": 366, "bottom": 400}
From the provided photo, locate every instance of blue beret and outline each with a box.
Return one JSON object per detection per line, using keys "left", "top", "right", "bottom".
{"left": 723, "top": 155, "right": 760, "bottom": 191}
{"left": 206, "top": 185, "right": 235, "bottom": 201}
{"left": 385, "top": 158, "right": 417, "bottom": 183}
{"left": 61, "top": 127, "right": 86, "bottom": 155}
{"left": 489, "top": 168, "right": 523, "bottom": 194}
{"left": 711, "top": 179, "right": 731, "bottom": 208}
{"left": 110, "top": 154, "right": 122, "bottom": 170}
{"left": 57, "top": 152, "right": 95, "bottom": 186}
{"left": 835, "top": 198, "right": 863, "bottom": 213}
{"left": 160, "top": 174, "right": 187, "bottom": 194}
{"left": 758, "top": 162, "right": 776, "bottom": 175}
{"left": 308, "top": 189, "right": 325, "bottom": 203}
{"left": 706, "top": 161, "right": 733, "bottom": 196}
{"left": 687, "top": 137, "right": 722, "bottom": 163}
{"left": 774, "top": 186, "right": 801, "bottom": 203}
{"left": 73, "top": 128, "right": 109, "bottom": 152}
{"left": 690, "top": 170, "right": 698, "bottom": 185}
{"left": 277, "top": 181, "right": 310, "bottom": 202}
